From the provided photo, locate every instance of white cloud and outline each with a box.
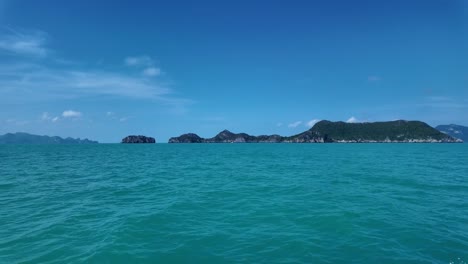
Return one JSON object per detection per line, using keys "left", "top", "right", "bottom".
{"left": 276, "top": 122, "right": 283, "bottom": 127}
{"left": 0, "top": 29, "right": 48, "bottom": 57}
{"left": 288, "top": 121, "right": 302, "bottom": 128}
{"left": 41, "top": 112, "right": 50, "bottom": 121}
{"left": 62, "top": 110, "right": 82, "bottom": 118}
{"left": 41, "top": 112, "right": 59, "bottom": 122}
{"left": 143, "top": 67, "right": 161, "bottom": 77}
{"left": 306, "top": 119, "right": 320, "bottom": 127}
{"left": 105, "top": 112, "right": 132, "bottom": 122}
{"left": 125, "top": 56, "right": 153, "bottom": 67}
{"left": 346, "top": 116, "right": 359, "bottom": 123}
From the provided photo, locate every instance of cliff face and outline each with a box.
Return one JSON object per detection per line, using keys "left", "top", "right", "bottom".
{"left": 168, "top": 120, "right": 462, "bottom": 143}
{"left": 121, "top": 135, "right": 156, "bottom": 143}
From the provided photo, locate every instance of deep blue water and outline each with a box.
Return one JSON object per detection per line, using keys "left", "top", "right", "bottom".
{"left": 0, "top": 144, "right": 467, "bottom": 263}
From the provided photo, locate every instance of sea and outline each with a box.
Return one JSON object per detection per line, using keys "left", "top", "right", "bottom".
{"left": 0, "top": 144, "right": 467, "bottom": 263}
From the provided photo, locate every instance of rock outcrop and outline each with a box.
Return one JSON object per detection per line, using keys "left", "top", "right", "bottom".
{"left": 121, "top": 135, "right": 156, "bottom": 143}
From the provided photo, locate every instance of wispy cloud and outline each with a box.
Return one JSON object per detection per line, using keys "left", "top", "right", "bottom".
{"left": 41, "top": 112, "right": 51, "bottom": 121}
{"left": 288, "top": 121, "right": 302, "bottom": 128}
{"left": 0, "top": 28, "right": 48, "bottom": 57}
{"left": 420, "top": 96, "right": 467, "bottom": 109}
{"left": 125, "top": 56, "right": 153, "bottom": 67}
{"left": 105, "top": 111, "right": 131, "bottom": 122}
{"left": 5, "top": 118, "right": 30, "bottom": 126}
{"left": 306, "top": 119, "right": 320, "bottom": 127}
{"left": 346, "top": 116, "right": 359, "bottom": 123}
{"left": 0, "top": 28, "right": 190, "bottom": 112}
{"left": 125, "top": 55, "right": 162, "bottom": 78}
{"left": 62, "top": 110, "right": 82, "bottom": 118}
{"left": 368, "top": 76, "right": 381, "bottom": 82}
{"left": 40, "top": 112, "right": 59, "bottom": 122}
{"left": 71, "top": 70, "right": 170, "bottom": 97}
{"left": 143, "top": 67, "right": 161, "bottom": 77}
{"left": 276, "top": 122, "right": 283, "bottom": 127}
{"left": 0, "top": 63, "right": 174, "bottom": 102}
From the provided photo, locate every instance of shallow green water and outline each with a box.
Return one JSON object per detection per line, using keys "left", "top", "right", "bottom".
{"left": 0, "top": 144, "right": 467, "bottom": 263}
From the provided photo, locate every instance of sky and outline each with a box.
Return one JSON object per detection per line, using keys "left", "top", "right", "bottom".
{"left": 0, "top": 0, "right": 467, "bottom": 143}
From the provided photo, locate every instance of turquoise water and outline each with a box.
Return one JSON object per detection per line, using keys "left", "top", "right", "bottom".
{"left": 0, "top": 144, "right": 467, "bottom": 263}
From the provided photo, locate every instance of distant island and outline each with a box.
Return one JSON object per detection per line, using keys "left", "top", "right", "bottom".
{"left": 169, "top": 120, "right": 462, "bottom": 143}
{"left": 436, "top": 124, "right": 468, "bottom": 143}
{"left": 0, "top": 132, "right": 98, "bottom": 144}
{"left": 121, "top": 135, "right": 156, "bottom": 143}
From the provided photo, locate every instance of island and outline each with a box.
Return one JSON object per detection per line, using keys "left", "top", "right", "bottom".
{"left": 436, "top": 124, "right": 468, "bottom": 143}
{"left": 169, "top": 120, "right": 462, "bottom": 143}
{"left": 0, "top": 132, "right": 98, "bottom": 144}
{"left": 121, "top": 135, "right": 156, "bottom": 143}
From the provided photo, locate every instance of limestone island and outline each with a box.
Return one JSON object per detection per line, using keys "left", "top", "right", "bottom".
{"left": 169, "top": 120, "right": 463, "bottom": 143}
{"left": 121, "top": 135, "right": 156, "bottom": 143}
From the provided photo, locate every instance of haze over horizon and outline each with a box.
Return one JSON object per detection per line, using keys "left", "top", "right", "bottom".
{"left": 0, "top": 0, "right": 467, "bottom": 143}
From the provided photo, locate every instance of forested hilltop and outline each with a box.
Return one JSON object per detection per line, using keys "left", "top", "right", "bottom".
{"left": 169, "top": 120, "right": 461, "bottom": 143}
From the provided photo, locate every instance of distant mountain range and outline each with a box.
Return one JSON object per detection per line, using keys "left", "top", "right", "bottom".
{"left": 169, "top": 120, "right": 462, "bottom": 143}
{"left": 0, "top": 132, "right": 98, "bottom": 144}
{"left": 436, "top": 124, "right": 468, "bottom": 142}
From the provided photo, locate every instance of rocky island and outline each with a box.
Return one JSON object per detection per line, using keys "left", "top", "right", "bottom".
{"left": 121, "top": 135, "right": 156, "bottom": 144}
{"left": 169, "top": 120, "right": 462, "bottom": 143}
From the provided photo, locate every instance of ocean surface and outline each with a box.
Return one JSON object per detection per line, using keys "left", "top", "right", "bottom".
{"left": 0, "top": 144, "right": 467, "bottom": 263}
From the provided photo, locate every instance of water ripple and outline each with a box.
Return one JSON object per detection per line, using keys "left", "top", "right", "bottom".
{"left": 0, "top": 144, "right": 467, "bottom": 263}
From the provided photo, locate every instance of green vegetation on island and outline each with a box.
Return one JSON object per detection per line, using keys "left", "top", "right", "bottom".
{"left": 169, "top": 120, "right": 462, "bottom": 143}
{"left": 302, "top": 120, "right": 459, "bottom": 142}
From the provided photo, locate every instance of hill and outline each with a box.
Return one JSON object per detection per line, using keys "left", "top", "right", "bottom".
{"left": 436, "top": 124, "right": 468, "bottom": 142}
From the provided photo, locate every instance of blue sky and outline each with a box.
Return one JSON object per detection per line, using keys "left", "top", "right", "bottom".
{"left": 0, "top": 0, "right": 467, "bottom": 142}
